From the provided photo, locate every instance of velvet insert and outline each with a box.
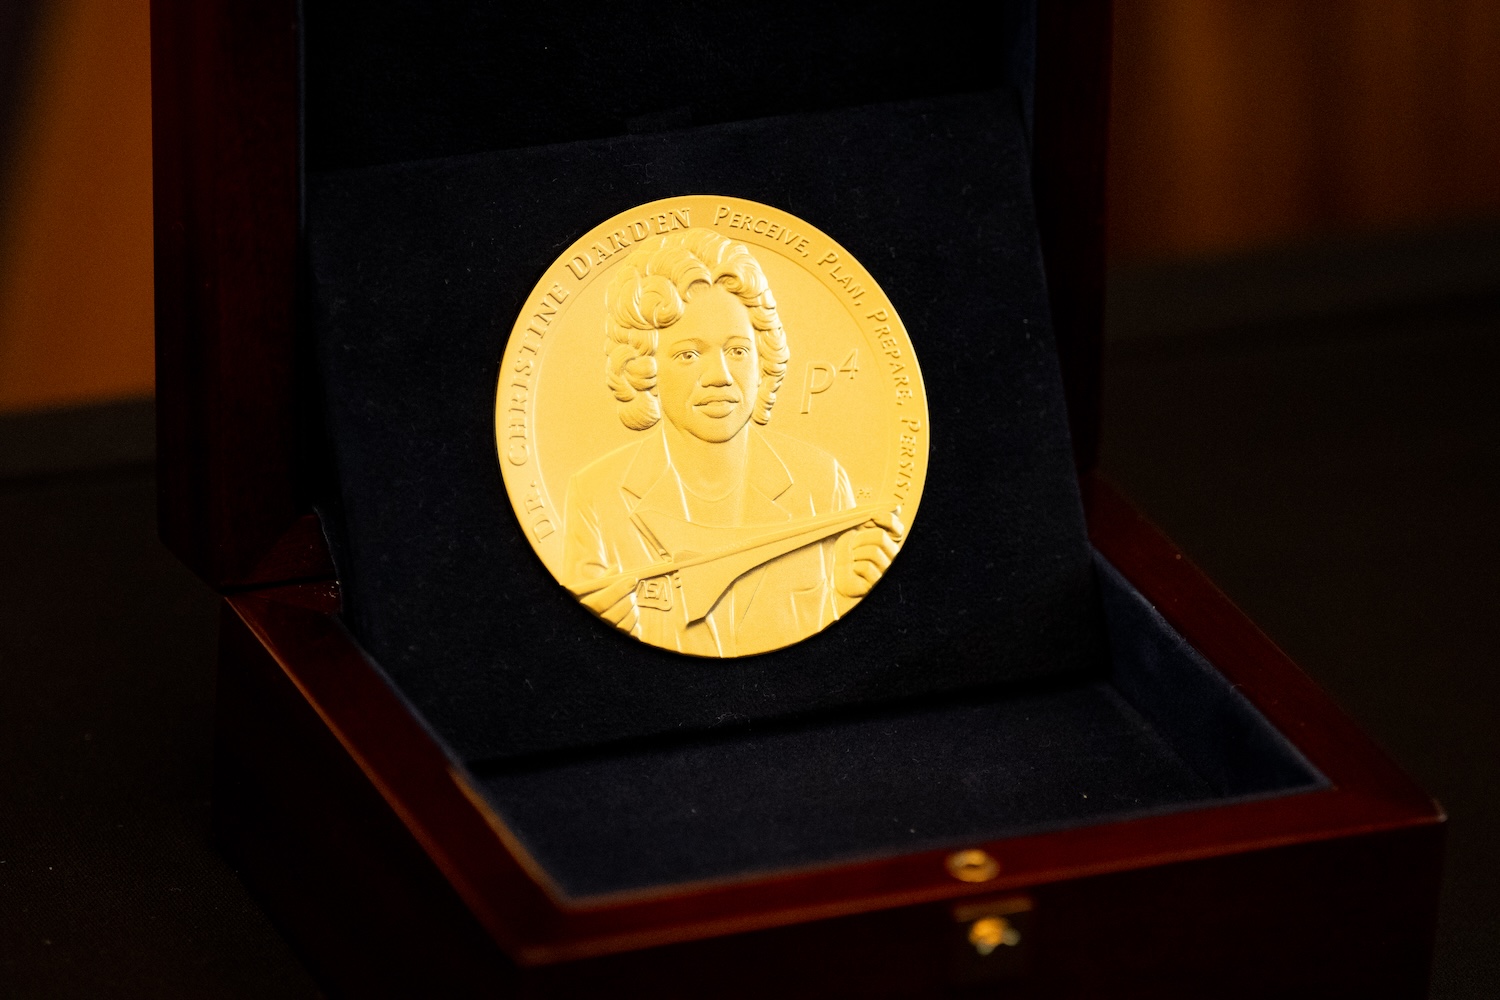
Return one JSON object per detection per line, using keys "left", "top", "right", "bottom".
{"left": 308, "top": 90, "right": 1103, "bottom": 761}
{"left": 302, "top": 0, "right": 1036, "bottom": 171}
{"left": 476, "top": 559, "right": 1323, "bottom": 899}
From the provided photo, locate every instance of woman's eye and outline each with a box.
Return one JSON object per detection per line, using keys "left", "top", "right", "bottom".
{"left": 675, "top": 351, "right": 698, "bottom": 363}
{"left": 729, "top": 347, "right": 748, "bottom": 359}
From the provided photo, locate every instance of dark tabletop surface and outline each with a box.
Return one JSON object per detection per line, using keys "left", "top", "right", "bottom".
{"left": 1101, "top": 293, "right": 1499, "bottom": 1000}
{"left": 1, "top": 288, "right": 1495, "bottom": 997}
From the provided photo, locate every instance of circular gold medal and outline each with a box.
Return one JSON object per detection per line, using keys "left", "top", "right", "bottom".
{"left": 496, "top": 196, "right": 929, "bottom": 657}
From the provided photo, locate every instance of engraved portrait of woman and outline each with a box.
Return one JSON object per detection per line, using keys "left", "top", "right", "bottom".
{"left": 560, "top": 229, "right": 902, "bottom": 657}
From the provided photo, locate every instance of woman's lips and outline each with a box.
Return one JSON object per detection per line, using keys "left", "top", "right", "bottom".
{"left": 694, "top": 398, "right": 739, "bottom": 418}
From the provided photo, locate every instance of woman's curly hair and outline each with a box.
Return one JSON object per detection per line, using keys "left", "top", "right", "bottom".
{"left": 603, "top": 229, "right": 789, "bottom": 431}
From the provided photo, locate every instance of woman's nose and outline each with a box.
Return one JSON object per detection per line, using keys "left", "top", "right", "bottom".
{"left": 700, "top": 350, "right": 733, "bottom": 385}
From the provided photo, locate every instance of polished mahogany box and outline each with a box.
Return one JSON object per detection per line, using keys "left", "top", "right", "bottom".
{"left": 151, "top": 2, "right": 1442, "bottom": 996}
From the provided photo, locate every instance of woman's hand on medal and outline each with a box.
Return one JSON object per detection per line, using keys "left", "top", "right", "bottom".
{"left": 580, "top": 576, "right": 640, "bottom": 635}
{"left": 834, "top": 507, "right": 905, "bottom": 599}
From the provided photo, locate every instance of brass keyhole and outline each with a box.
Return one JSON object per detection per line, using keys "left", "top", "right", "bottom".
{"left": 946, "top": 848, "right": 1000, "bottom": 882}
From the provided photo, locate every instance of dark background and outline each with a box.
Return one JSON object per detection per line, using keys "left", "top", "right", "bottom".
{"left": 2, "top": 0, "right": 1497, "bottom": 996}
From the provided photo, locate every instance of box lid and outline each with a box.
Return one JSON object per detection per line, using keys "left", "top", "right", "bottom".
{"left": 152, "top": 0, "right": 1110, "bottom": 592}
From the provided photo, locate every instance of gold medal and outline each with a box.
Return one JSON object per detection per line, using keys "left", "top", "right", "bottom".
{"left": 496, "top": 196, "right": 929, "bottom": 657}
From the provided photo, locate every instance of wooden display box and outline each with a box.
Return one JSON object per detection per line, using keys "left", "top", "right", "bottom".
{"left": 151, "top": 2, "right": 1443, "bottom": 996}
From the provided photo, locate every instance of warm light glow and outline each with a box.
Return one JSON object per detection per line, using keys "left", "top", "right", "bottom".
{"left": 0, "top": 0, "right": 154, "bottom": 413}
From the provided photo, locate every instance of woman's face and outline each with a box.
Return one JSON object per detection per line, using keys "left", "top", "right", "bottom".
{"left": 656, "top": 283, "right": 760, "bottom": 444}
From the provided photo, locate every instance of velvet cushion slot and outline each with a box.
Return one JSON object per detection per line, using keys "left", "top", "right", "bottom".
{"left": 1095, "top": 556, "right": 1325, "bottom": 797}
{"left": 307, "top": 90, "right": 1100, "bottom": 761}
{"left": 475, "top": 562, "right": 1323, "bottom": 898}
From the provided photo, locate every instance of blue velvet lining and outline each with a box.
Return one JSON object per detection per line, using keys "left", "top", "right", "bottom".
{"left": 474, "top": 557, "right": 1324, "bottom": 898}
{"left": 1095, "top": 557, "right": 1322, "bottom": 797}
